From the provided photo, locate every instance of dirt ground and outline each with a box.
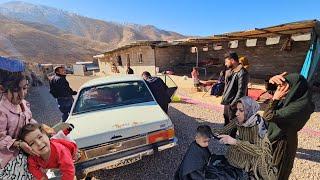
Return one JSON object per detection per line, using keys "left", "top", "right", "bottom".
{"left": 64, "top": 74, "right": 320, "bottom": 179}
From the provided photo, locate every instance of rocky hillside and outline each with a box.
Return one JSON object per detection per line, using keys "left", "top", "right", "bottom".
{"left": 0, "top": 1, "right": 185, "bottom": 63}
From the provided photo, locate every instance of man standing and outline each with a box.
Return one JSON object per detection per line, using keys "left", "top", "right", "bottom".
{"left": 142, "top": 71, "right": 171, "bottom": 113}
{"left": 49, "top": 66, "right": 77, "bottom": 122}
{"left": 221, "top": 52, "right": 249, "bottom": 131}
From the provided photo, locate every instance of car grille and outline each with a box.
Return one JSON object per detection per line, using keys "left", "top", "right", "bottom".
{"left": 84, "top": 136, "right": 147, "bottom": 159}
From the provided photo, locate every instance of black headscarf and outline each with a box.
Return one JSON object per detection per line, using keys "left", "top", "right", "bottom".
{"left": 269, "top": 73, "right": 314, "bottom": 138}
{"left": 282, "top": 73, "right": 310, "bottom": 107}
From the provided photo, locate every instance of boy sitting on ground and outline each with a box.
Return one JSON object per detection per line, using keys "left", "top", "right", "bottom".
{"left": 19, "top": 123, "right": 78, "bottom": 180}
{"left": 174, "top": 125, "right": 213, "bottom": 180}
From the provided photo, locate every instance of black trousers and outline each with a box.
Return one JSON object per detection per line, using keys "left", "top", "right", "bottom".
{"left": 57, "top": 97, "right": 74, "bottom": 122}
{"left": 223, "top": 105, "right": 237, "bottom": 138}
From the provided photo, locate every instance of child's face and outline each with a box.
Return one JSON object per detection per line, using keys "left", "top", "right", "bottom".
{"left": 24, "top": 129, "right": 50, "bottom": 156}
{"left": 195, "top": 134, "right": 210, "bottom": 148}
{"left": 7, "top": 79, "right": 28, "bottom": 105}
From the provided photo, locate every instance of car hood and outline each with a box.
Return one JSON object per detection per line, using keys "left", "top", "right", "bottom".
{"left": 67, "top": 101, "right": 172, "bottom": 148}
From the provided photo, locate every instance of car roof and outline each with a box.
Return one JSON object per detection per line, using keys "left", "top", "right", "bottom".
{"left": 80, "top": 75, "right": 145, "bottom": 89}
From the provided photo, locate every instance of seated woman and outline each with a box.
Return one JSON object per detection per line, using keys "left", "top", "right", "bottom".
{"left": 207, "top": 96, "right": 277, "bottom": 180}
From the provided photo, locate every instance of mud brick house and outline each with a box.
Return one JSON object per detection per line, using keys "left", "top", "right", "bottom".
{"left": 95, "top": 20, "right": 320, "bottom": 82}
{"left": 94, "top": 40, "right": 187, "bottom": 76}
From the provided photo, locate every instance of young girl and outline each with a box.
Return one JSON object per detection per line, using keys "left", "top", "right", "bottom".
{"left": 19, "top": 123, "right": 78, "bottom": 180}
{"left": 0, "top": 69, "right": 36, "bottom": 179}
{"left": 207, "top": 96, "right": 277, "bottom": 179}
{"left": 191, "top": 67, "right": 200, "bottom": 87}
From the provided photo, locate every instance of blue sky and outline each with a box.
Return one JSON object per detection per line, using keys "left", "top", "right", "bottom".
{"left": 0, "top": 0, "right": 319, "bottom": 36}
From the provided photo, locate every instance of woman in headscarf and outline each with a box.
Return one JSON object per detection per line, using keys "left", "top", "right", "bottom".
{"left": 263, "top": 73, "right": 314, "bottom": 180}
{"left": 207, "top": 96, "right": 277, "bottom": 180}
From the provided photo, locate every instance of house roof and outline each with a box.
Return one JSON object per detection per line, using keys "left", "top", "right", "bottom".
{"left": 186, "top": 19, "right": 318, "bottom": 43}
{"left": 102, "top": 41, "right": 168, "bottom": 54}
{"left": 99, "top": 19, "right": 318, "bottom": 55}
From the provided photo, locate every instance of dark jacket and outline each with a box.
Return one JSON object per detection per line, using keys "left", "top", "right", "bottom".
{"left": 175, "top": 141, "right": 211, "bottom": 180}
{"left": 221, "top": 65, "right": 249, "bottom": 106}
{"left": 145, "top": 77, "right": 171, "bottom": 106}
{"left": 126, "top": 67, "right": 134, "bottom": 74}
{"left": 49, "top": 74, "right": 77, "bottom": 98}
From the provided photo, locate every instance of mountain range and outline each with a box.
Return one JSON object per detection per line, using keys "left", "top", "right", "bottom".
{"left": 0, "top": 1, "right": 185, "bottom": 63}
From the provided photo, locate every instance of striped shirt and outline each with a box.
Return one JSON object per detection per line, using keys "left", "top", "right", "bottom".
{"left": 215, "top": 122, "right": 277, "bottom": 179}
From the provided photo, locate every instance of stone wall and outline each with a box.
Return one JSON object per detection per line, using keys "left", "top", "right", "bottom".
{"left": 99, "top": 46, "right": 156, "bottom": 75}
{"left": 98, "top": 38, "right": 310, "bottom": 79}
{"left": 154, "top": 46, "right": 188, "bottom": 71}
{"left": 181, "top": 38, "right": 310, "bottom": 79}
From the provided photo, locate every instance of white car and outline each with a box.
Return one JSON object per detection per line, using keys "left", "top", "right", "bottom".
{"left": 66, "top": 75, "right": 178, "bottom": 178}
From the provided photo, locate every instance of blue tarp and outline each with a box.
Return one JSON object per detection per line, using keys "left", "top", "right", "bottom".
{"left": 0, "top": 56, "right": 25, "bottom": 72}
{"left": 306, "top": 37, "right": 320, "bottom": 81}
{"left": 300, "top": 44, "right": 313, "bottom": 79}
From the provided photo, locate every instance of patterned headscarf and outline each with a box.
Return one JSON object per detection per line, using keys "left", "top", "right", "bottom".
{"left": 237, "top": 96, "right": 267, "bottom": 138}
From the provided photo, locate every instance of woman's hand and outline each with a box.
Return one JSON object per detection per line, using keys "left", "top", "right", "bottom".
{"left": 269, "top": 72, "right": 288, "bottom": 85}
{"left": 272, "top": 83, "right": 289, "bottom": 100}
{"left": 20, "top": 141, "right": 40, "bottom": 157}
{"left": 218, "top": 135, "right": 237, "bottom": 145}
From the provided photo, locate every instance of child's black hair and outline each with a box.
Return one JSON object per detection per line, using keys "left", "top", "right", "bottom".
{"left": 196, "top": 125, "right": 213, "bottom": 138}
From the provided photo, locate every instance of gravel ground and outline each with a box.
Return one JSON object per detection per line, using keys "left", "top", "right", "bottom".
{"left": 26, "top": 83, "right": 320, "bottom": 180}
{"left": 26, "top": 85, "right": 62, "bottom": 126}
{"left": 90, "top": 102, "right": 227, "bottom": 180}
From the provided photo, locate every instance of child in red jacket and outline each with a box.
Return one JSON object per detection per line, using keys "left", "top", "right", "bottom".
{"left": 19, "top": 123, "right": 78, "bottom": 180}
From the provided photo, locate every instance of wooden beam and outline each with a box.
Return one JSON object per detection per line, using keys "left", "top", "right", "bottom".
{"left": 255, "top": 28, "right": 284, "bottom": 35}
{"left": 234, "top": 26, "right": 312, "bottom": 38}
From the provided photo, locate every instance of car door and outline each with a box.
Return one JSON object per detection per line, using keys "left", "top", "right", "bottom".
{"left": 157, "top": 75, "right": 177, "bottom": 98}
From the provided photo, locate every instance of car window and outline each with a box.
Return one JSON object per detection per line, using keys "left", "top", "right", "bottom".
{"left": 73, "top": 81, "right": 154, "bottom": 114}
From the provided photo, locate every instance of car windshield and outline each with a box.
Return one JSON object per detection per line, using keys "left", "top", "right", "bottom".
{"left": 73, "top": 81, "right": 154, "bottom": 114}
